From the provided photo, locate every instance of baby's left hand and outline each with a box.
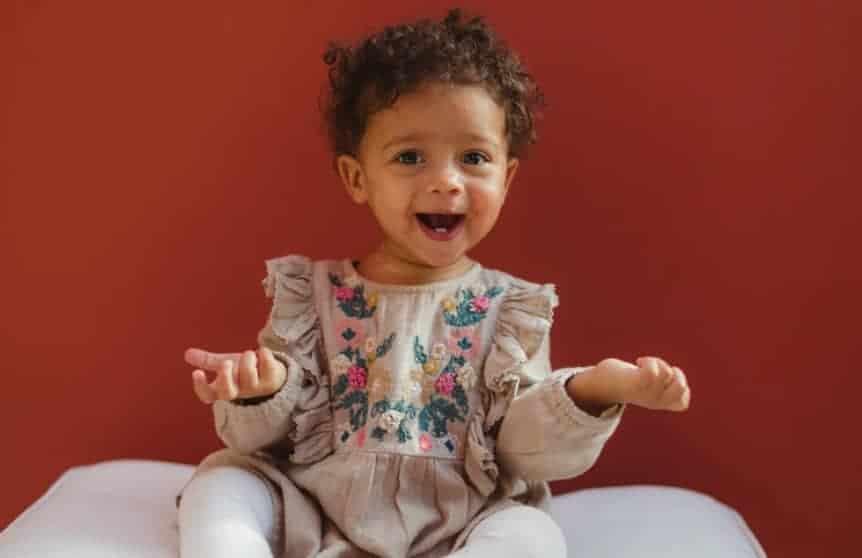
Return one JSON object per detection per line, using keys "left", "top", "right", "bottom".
{"left": 593, "top": 356, "right": 691, "bottom": 412}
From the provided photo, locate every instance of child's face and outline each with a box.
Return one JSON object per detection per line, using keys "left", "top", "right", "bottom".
{"left": 337, "top": 82, "right": 519, "bottom": 271}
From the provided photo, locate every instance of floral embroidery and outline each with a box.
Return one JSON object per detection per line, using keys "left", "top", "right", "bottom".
{"left": 446, "top": 327, "right": 481, "bottom": 358}
{"left": 367, "top": 361, "right": 393, "bottom": 401}
{"left": 370, "top": 398, "right": 419, "bottom": 443}
{"left": 378, "top": 409, "right": 405, "bottom": 433}
{"left": 442, "top": 284, "right": 504, "bottom": 327}
{"left": 329, "top": 272, "right": 377, "bottom": 319}
{"left": 456, "top": 363, "right": 477, "bottom": 390}
{"left": 435, "top": 373, "right": 455, "bottom": 396}
{"left": 347, "top": 365, "right": 367, "bottom": 389}
{"left": 330, "top": 269, "right": 506, "bottom": 453}
{"left": 332, "top": 331, "right": 396, "bottom": 443}
{"left": 412, "top": 337, "right": 470, "bottom": 447}
{"left": 334, "top": 318, "right": 366, "bottom": 350}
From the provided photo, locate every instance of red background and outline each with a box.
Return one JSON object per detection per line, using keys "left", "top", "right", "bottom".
{"left": 2, "top": 1, "right": 859, "bottom": 555}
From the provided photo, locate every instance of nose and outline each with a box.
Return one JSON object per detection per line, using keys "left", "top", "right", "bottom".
{"left": 428, "top": 163, "right": 465, "bottom": 195}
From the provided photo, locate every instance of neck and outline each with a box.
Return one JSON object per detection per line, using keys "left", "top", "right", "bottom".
{"left": 356, "top": 246, "right": 474, "bottom": 285}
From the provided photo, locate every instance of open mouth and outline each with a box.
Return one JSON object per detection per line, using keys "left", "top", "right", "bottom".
{"left": 416, "top": 213, "right": 465, "bottom": 232}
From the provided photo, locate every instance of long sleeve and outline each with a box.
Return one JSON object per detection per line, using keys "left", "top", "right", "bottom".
{"left": 211, "top": 255, "right": 333, "bottom": 464}
{"left": 212, "top": 316, "right": 305, "bottom": 455}
{"left": 479, "top": 280, "right": 624, "bottom": 484}
{"left": 495, "top": 349, "right": 623, "bottom": 481}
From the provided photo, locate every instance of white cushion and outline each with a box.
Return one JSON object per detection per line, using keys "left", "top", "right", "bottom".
{"left": 550, "top": 486, "right": 766, "bottom": 557}
{"left": 0, "top": 460, "right": 766, "bottom": 557}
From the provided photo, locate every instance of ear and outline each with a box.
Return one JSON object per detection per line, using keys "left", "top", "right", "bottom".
{"left": 503, "top": 157, "right": 520, "bottom": 194}
{"left": 337, "top": 154, "right": 368, "bottom": 204}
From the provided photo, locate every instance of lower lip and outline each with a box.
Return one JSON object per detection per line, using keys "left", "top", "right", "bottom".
{"left": 417, "top": 216, "right": 465, "bottom": 241}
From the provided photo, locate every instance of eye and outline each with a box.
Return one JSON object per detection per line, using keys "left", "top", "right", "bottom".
{"left": 395, "top": 150, "right": 423, "bottom": 165}
{"left": 462, "top": 151, "right": 490, "bottom": 165}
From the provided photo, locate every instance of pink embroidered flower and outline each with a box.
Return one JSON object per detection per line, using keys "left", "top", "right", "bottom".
{"left": 470, "top": 295, "right": 491, "bottom": 313}
{"left": 356, "top": 428, "right": 367, "bottom": 448}
{"left": 419, "top": 433, "right": 433, "bottom": 452}
{"left": 435, "top": 373, "right": 455, "bottom": 396}
{"left": 334, "top": 318, "right": 365, "bottom": 349}
{"left": 447, "top": 327, "right": 481, "bottom": 358}
{"left": 347, "top": 365, "right": 367, "bottom": 389}
{"left": 335, "top": 286, "right": 355, "bottom": 301}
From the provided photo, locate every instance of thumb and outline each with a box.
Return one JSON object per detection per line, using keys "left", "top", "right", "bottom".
{"left": 184, "top": 347, "right": 242, "bottom": 372}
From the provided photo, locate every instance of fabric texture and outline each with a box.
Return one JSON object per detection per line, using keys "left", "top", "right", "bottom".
{"left": 176, "top": 255, "right": 624, "bottom": 557}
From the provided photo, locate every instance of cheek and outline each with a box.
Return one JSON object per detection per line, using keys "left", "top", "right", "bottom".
{"left": 468, "top": 181, "right": 506, "bottom": 218}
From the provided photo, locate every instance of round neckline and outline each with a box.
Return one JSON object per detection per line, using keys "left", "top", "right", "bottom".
{"left": 342, "top": 258, "right": 483, "bottom": 293}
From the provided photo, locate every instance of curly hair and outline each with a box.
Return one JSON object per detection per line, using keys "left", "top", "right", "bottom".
{"left": 322, "top": 8, "right": 544, "bottom": 159}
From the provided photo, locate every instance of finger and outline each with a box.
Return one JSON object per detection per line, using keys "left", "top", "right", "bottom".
{"left": 214, "top": 360, "right": 239, "bottom": 400}
{"left": 656, "top": 359, "right": 676, "bottom": 387}
{"left": 257, "top": 347, "right": 281, "bottom": 387}
{"left": 672, "top": 366, "right": 689, "bottom": 389}
{"left": 192, "top": 370, "right": 215, "bottom": 404}
{"left": 637, "top": 356, "right": 661, "bottom": 383}
{"left": 237, "top": 350, "right": 260, "bottom": 395}
{"left": 184, "top": 348, "right": 242, "bottom": 373}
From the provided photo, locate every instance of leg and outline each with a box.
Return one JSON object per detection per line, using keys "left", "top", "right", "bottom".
{"left": 178, "top": 466, "right": 277, "bottom": 558}
{"left": 449, "top": 505, "right": 567, "bottom": 558}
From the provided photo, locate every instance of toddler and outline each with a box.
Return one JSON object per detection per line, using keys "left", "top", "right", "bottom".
{"left": 176, "top": 9, "right": 690, "bottom": 558}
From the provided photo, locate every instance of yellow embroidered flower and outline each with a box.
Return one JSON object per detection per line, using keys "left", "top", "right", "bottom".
{"left": 367, "top": 292, "right": 378, "bottom": 308}
{"left": 343, "top": 274, "right": 361, "bottom": 288}
{"left": 367, "top": 362, "right": 393, "bottom": 402}
{"left": 407, "top": 368, "right": 435, "bottom": 405}
{"left": 442, "top": 297, "right": 457, "bottom": 313}
{"left": 365, "top": 337, "right": 377, "bottom": 355}
{"left": 423, "top": 359, "right": 440, "bottom": 375}
{"left": 431, "top": 343, "right": 447, "bottom": 361}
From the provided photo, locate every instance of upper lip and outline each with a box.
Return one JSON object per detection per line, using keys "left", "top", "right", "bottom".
{"left": 416, "top": 210, "right": 465, "bottom": 215}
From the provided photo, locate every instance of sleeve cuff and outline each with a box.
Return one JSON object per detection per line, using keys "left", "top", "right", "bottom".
{"left": 548, "top": 367, "right": 625, "bottom": 427}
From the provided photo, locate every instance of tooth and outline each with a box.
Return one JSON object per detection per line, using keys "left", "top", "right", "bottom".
{"left": 435, "top": 228, "right": 447, "bottom": 233}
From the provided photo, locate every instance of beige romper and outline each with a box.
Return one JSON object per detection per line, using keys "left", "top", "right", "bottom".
{"left": 178, "top": 254, "right": 623, "bottom": 557}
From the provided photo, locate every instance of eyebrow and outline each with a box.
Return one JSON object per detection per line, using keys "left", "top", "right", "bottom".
{"left": 381, "top": 132, "right": 502, "bottom": 152}
{"left": 381, "top": 133, "right": 426, "bottom": 152}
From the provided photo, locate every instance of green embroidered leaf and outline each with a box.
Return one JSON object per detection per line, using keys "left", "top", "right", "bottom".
{"left": 376, "top": 333, "right": 396, "bottom": 358}
{"left": 336, "top": 389, "right": 367, "bottom": 410}
{"left": 356, "top": 356, "right": 367, "bottom": 370}
{"left": 486, "top": 286, "right": 504, "bottom": 299}
{"left": 371, "top": 427, "right": 387, "bottom": 441}
{"left": 397, "top": 422, "right": 412, "bottom": 443}
{"left": 333, "top": 374, "right": 349, "bottom": 397}
{"left": 328, "top": 273, "right": 343, "bottom": 287}
{"left": 337, "top": 285, "right": 376, "bottom": 319}
{"left": 443, "top": 297, "right": 487, "bottom": 327}
{"left": 453, "top": 385, "right": 469, "bottom": 416}
{"left": 419, "top": 397, "right": 465, "bottom": 438}
{"left": 349, "top": 404, "right": 368, "bottom": 431}
{"left": 340, "top": 431, "right": 350, "bottom": 443}
{"left": 457, "top": 337, "right": 472, "bottom": 351}
{"left": 413, "top": 337, "right": 428, "bottom": 364}
{"left": 342, "top": 328, "right": 356, "bottom": 341}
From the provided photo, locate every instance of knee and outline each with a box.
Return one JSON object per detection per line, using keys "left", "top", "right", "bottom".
{"left": 470, "top": 506, "right": 567, "bottom": 558}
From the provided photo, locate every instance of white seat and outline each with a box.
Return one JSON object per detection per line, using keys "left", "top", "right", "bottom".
{"left": 0, "top": 460, "right": 766, "bottom": 557}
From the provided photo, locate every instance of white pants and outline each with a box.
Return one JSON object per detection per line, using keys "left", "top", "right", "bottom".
{"left": 178, "top": 466, "right": 567, "bottom": 558}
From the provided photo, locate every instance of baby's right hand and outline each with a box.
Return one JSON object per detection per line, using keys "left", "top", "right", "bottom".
{"left": 184, "top": 347, "right": 287, "bottom": 404}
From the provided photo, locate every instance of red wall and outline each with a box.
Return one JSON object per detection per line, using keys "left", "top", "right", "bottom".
{"left": 2, "top": 1, "right": 858, "bottom": 555}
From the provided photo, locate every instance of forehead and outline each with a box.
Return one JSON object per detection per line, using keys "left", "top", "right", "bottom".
{"left": 361, "top": 82, "right": 507, "bottom": 148}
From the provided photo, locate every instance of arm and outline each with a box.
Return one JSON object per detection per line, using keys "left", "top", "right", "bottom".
{"left": 494, "top": 336, "right": 624, "bottom": 482}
